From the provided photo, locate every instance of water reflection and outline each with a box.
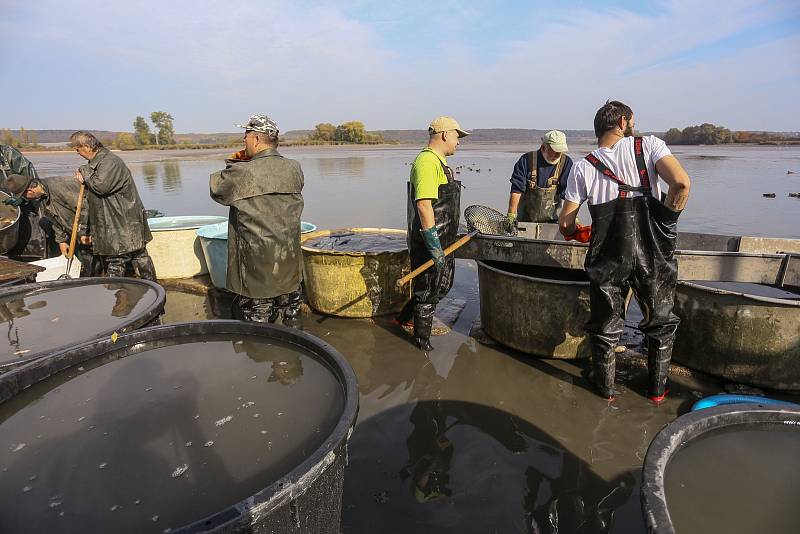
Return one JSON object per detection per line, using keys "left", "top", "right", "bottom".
{"left": 141, "top": 162, "right": 158, "bottom": 190}
{"left": 315, "top": 157, "right": 366, "bottom": 178}
{"left": 345, "top": 400, "right": 637, "bottom": 533}
{"left": 162, "top": 161, "right": 182, "bottom": 192}
{"left": 233, "top": 339, "right": 305, "bottom": 386}
{"left": 140, "top": 161, "right": 183, "bottom": 193}
{"left": 106, "top": 284, "right": 149, "bottom": 318}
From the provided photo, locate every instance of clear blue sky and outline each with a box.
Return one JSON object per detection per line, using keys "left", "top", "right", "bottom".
{"left": 2, "top": 0, "right": 798, "bottom": 132}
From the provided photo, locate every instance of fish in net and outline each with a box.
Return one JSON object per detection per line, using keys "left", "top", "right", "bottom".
{"left": 464, "top": 205, "right": 518, "bottom": 236}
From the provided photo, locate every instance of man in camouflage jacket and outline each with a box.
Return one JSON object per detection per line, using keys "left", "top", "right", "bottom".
{"left": 210, "top": 115, "right": 304, "bottom": 325}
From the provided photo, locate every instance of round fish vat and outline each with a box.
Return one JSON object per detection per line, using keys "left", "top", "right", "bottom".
{"left": 0, "top": 277, "right": 165, "bottom": 371}
{"left": 301, "top": 228, "right": 410, "bottom": 318}
{"left": 147, "top": 216, "right": 228, "bottom": 279}
{"left": 0, "top": 191, "right": 22, "bottom": 255}
{"left": 642, "top": 404, "right": 800, "bottom": 534}
{"left": 673, "top": 281, "right": 800, "bottom": 390}
{"left": 198, "top": 221, "right": 317, "bottom": 290}
{"left": 477, "top": 260, "right": 590, "bottom": 359}
{"left": 0, "top": 320, "right": 358, "bottom": 533}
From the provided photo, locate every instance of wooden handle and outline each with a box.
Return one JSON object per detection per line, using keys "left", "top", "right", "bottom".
{"left": 66, "top": 183, "right": 85, "bottom": 260}
{"left": 397, "top": 231, "right": 478, "bottom": 288}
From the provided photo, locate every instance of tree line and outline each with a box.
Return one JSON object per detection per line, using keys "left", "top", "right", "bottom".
{"left": 1, "top": 128, "right": 38, "bottom": 149}
{"left": 663, "top": 123, "right": 734, "bottom": 145}
{"left": 299, "top": 121, "right": 386, "bottom": 145}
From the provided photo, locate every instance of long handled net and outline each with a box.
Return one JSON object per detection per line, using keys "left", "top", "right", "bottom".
{"left": 464, "top": 204, "right": 518, "bottom": 237}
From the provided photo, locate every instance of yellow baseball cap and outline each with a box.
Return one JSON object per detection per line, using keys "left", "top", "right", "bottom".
{"left": 542, "top": 130, "right": 569, "bottom": 152}
{"left": 428, "top": 116, "right": 470, "bottom": 138}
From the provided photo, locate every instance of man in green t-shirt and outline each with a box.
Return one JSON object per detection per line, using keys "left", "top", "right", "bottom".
{"left": 398, "top": 116, "right": 469, "bottom": 351}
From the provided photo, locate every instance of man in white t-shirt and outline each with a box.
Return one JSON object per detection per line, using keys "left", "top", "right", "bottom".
{"left": 559, "top": 100, "right": 691, "bottom": 403}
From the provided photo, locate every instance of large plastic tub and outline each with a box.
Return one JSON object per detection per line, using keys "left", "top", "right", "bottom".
{"left": 0, "top": 320, "right": 358, "bottom": 533}
{"left": 0, "top": 277, "right": 165, "bottom": 371}
{"left": 641, "top": 403, "right": 800, "bottom": 534}
{"left": 147, "top": 215, "right": 228, "bottom": 279}
{"left": 477, "top": 260, "right": 591, "bottom": 359}
{"left": 673, "top": 281, "right": 800, "bottom": 390}
{"left": 198, "top": 221, "right": 317, "bottom": 290}
{"left": 301, "top": 228, "right": 410, "bottom": 318}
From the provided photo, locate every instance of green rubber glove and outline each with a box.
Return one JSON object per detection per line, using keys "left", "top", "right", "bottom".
{"left": 3, "top": 196, "right": 26, "bottom": 207}
{"left": 506, "top": 212, "right": 517, "bottom": 233}
{"left": 420, "top": 226, "right": 445, "bottom": 271}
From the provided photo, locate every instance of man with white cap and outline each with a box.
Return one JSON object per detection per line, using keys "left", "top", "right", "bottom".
{"left": 210, "top": 114, "right": 304, "bottom": 325}
{"left": 507, "top": 130, "right": 574, "bottom": 224}
{"left": 396, "top": 116, "right": 469, "bottom": 351}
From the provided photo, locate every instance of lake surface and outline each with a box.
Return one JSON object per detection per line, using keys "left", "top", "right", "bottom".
{"left": 28, "top": 143, "right": 800, "bottom": 238}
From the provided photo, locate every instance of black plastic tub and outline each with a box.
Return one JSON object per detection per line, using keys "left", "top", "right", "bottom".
{"left": 0, "top": 320, "right": 358, "bottom": 533}
{"left": 641, "top": 404, "right": 800, "bottom": 534}
{"left": 0, "top": 277, "right": 165, "bottom": 371}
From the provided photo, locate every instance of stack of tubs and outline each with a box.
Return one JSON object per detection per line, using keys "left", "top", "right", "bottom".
{"left": 147, "top": 216, "right": 228, "bottom": 279}
{"left": 0, "top": 320, "right": 359, "bottom": 533}
{"left": 300, "top": 228, "right": 410, "bottom": 318}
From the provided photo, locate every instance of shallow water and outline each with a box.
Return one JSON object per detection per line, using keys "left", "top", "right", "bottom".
{"left": 665, "top": 426, "right": 800, "bottom": 534}
{"left": 0, "top": 333, "right": 344, "bottom": 533}
{"left": 304, "top": 231, "right": 407, "bottom": 253}
{"left": 0, "top": 283, "right": 159, "bottom": 366}
{"left": 159, "top": 260, "right": 773, "bottom": 533}
{"left": 26, "top": 143, "right": 800, "bottom": 238}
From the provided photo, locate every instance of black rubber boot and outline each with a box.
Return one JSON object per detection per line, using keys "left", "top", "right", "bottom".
{"left": 647, "top": 339, "right": 672, "bottom": 403}
{"left": 413, "top": 303, "right": 435, "bottom": 351}
{"left": 281, "top": 290, "right": 303, "bottom": 328}
{"left": 590, "top": 345, "right": 616, "bottom": 399}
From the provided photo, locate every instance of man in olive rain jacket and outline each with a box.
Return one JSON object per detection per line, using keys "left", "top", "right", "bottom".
{"left": 210, "top": 114, "right": 304, "bottom": 326}
{"left": 70, "top": 131, "right": 156, "bottom": 280}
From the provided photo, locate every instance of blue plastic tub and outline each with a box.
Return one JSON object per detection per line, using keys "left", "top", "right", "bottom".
{"left": 197, "top": 221, "right": 316, "bottom": 289}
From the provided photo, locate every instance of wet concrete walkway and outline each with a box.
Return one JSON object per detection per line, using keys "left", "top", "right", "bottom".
{"left": 162, "top": 261, "right": 799, "bottom": 533}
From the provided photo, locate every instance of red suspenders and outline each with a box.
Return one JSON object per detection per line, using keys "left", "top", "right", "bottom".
{"left": 584, "top": 137, "right": 652, "bottom": 199}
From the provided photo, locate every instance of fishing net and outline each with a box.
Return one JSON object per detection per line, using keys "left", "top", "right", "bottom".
{"left": 464, "top": 205, "right": 518, "bottom": 236}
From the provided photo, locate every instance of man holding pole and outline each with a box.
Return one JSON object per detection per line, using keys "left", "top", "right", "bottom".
{"left": 70, "top": 131, "right": 156, "bottom": 280}
{"left": 396, "top": 116, "right": 469, "bottom": 351}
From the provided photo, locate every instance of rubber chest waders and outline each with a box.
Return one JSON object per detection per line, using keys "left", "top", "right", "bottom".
{"left": 520, "top": 151, "right": 565, "bottom": 223}
{"left": 400, "top": 162, "right": 462, "bottom": 349}
{"left": 583, "top": 137, "right": 681, "bottom": 399}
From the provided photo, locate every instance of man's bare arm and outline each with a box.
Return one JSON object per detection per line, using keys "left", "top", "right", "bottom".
{"left": 416, "top": 199, "right": 436, "bottom": 230}
{"left": 656, "top": 155, "right": 691, "bottom": 211}
{"left": 558, "top": 200, "right": 580, "bottom": 237}
{"left": 508, "top": 192, "right": 521, "bottom": 217}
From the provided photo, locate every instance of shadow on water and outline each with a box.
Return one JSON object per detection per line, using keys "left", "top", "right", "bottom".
{"left": 342, "top": 400, "right": 638, "bottom": 534}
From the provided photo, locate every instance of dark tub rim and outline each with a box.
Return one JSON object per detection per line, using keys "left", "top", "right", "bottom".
{"left": 641, "top": 403, "right": 800, "bottom": 534}
{"left": 0, "top": 320, "right": 359, "bottom": 533}
{"left": 476, "top": 259, "right": 589, "bottom": 287}
{"left": 0, "top": 277, "right": 165, "bottom": 370}
{"left": 677, "top": 280, "right": 800, "bottom": 307}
